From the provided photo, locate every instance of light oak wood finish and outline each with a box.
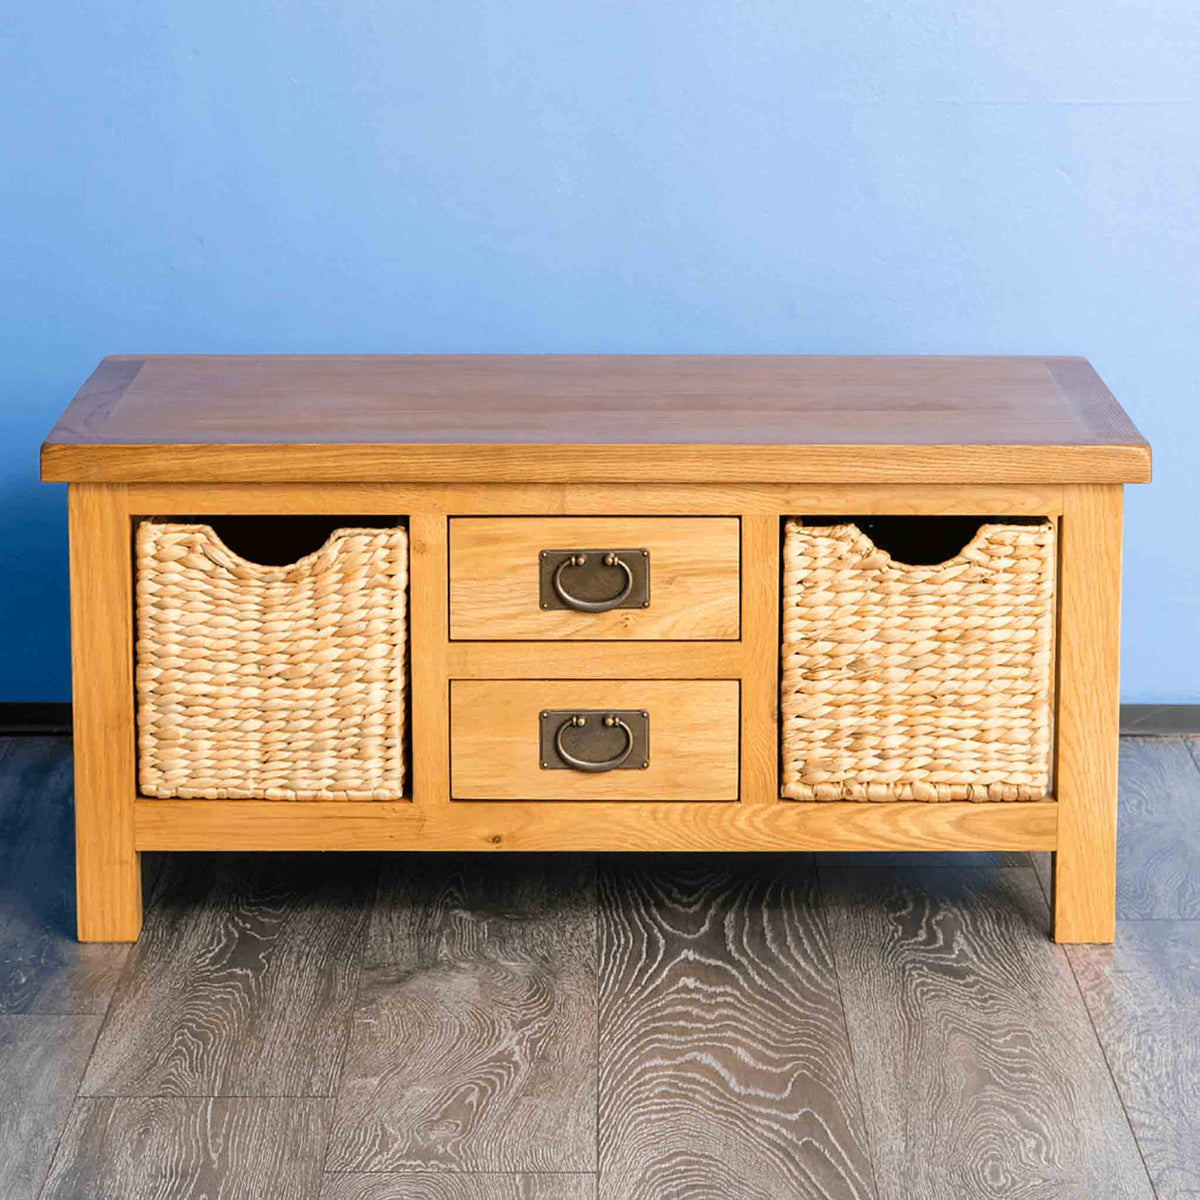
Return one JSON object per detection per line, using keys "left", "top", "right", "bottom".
{"left": 449, "top": 680, "right": 740, "bottom": 801}
{"left": 409, "top": 513, "right": 451, "bottom": 813}
{"left": 447, "top": 641, "right": 744, "bottom": 679}
{"left": 448, "top": 517, "right": 740, "bottom": 640}
{"left": 69, "top": 484, "right": 141, "bottom": 942}
{"left": 1053, "top": 484, "right": 1124, "bottom": 942}
{"left": 133, "top": 797, "right": 1058, "bottom": 852}
{"left": 739, "top": 514, "right": 781, "bottom": 805}
{"left": 114, "top": 480, "right": 1067, "bottom": 517}
{"left": 45, "top": 357, "right": 1150, "bottom": 945}
{"left": 42, "top": 355, "right": 1150, "bottom": 484}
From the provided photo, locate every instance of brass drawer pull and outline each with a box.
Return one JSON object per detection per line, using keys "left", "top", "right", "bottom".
{"left": 556, "top": 713, "right": 632, "bottom": 772}
{"left": 539, "top": 708, "right": 650, "bottom": 773}
{"left": 554, "top": 553, "right": 631, "bottom": 611}
{"left": 538, "top": 548, "right": 650, "bottom": 612}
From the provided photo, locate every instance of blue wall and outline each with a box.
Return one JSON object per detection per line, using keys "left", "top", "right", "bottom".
{"left": 2, "top": 1, "right": 1197, "bottom": 701}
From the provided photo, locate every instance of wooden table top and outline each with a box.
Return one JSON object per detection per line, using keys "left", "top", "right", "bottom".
{"left": 41, "top": 354, "right": 1150, "bottom": 484}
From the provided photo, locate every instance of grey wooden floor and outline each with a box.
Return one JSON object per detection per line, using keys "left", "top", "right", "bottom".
{"left": 2, "top": 738, "right": 1198, "bottom": 1199}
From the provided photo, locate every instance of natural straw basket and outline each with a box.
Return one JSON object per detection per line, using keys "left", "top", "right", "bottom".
{"left": 135, "top": 521, "right": 408, "bottom": 800}
{"left": 781, "top": 520, "right": 1055, "bottom": 802}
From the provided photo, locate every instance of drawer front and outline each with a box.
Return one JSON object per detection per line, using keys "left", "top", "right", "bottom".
{"left": 450, "top": 680, "right": 739, "bottom": 800}
{"left": 448, "top": 517, "right": 740, "bottom": 640}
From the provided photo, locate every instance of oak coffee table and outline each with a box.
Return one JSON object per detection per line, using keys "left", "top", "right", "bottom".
{"left": 42, "top": 355, "right": 1151, "bottom": 943}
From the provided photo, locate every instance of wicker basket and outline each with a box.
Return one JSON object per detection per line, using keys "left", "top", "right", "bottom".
{"left": 135, "top": 521, "right": 408, "bottom": 801}
{"left": 781, "top": 519, "right": 1054, "bottom": 802}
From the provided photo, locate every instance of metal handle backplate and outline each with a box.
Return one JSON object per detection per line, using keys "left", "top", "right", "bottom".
{"left": 539, "top": 708, "right": 650, "bottom": 772}
{"left": 538, "top": 548, "right": 650, "bottom": 612}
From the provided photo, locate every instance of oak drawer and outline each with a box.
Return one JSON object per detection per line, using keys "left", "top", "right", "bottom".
{"left": 450, "top": 679, "right": 740, "bottom": 800}
{"left": 448, "top": 517, "right": 740, "bottom": 640}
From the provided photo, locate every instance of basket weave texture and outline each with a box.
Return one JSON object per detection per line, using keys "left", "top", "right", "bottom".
{"left": 136, "top": 522, "right": 407, "bottom": 801}
{"left": 781, "top": 520, "right": 1054, "bottom": 802}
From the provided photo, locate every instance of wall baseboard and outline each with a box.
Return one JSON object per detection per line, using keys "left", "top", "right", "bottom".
{"left": 1119, "top": 704, "right": 1200, "bottom": 737}
{"left": 0, "top": 703, "right": 72, "bottom": 735}
{"left": 3, "top": 702, "right": 1198, "bottom": 738}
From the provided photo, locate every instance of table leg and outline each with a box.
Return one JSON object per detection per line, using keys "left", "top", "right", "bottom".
{"left": 69, "top": 483, "right": 142, "bottom": 941}
{"left": 1053, "top": 484, "right": 1123, "bottom": 943}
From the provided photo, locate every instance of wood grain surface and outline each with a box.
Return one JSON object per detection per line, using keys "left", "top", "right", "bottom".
{"left": 80, "top": 853, "right": 379, "bottom": 1097}
{"left": 448, "top": 517, "right": 739, "bottom": 641}
{"left": 69, "top": 483, "right": 143, "bottom": 941}
{"left": 449, "top": 680, "right": 740, "bottom": 802}
{"left": 408, "top": 510, "right": 451, "bottom": 818}
{"left": 321, "top": 1174, "right": 597, "bottom": 1199}
{"left": 820, "top": 865, "right": 1152, "bottom": 1199}
{"left": 326, "top": 855, "right": 596, "bottom": 1173}
{"left": 4, "top": 739, "right": 1197, "bottom": 1198}
{"left": 0, "top": 738, "right": 130, "bottom": 1013}
{"left": 115, "top": 479, "right": 1067, "bottom": 518}
{"left": 45, "top": 354, "right": 1145, "bottom": 446}
{"left": 1069, "top": 923, "right": 1200, "bottom": 1198}
{"left": 1054, "top": 483, "right": 1124, "bottom": 942}
{"left": 738, "top": 513, "right": 781, "bottom": 805}
{"left": 134, "top": 796, "right": 1058, "bottom": 853}
{"left": 597, "top": 855, "right": 876, "bottom": 1200}
{"left": 0, "top": 1015, "right": 101, "bottom": 1200}
{"left": 1112, "top": 739, "right": 1200, "bottom": 919}
{"left": 1032, "top": 741, "right": 1200, "bottom": 916}
{"left": 447, "top": 640, "right": 743, "bottom": 680}
{"left": 41, "top": 1097, "right": 331, "bottom": 1200}
{"left": 41, "top": 355, "right": 1151, "bottom": 483}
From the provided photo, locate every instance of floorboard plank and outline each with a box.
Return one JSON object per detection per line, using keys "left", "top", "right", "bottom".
{"left": 0, "top": 737, "right": 73, "bottom": 842}
{"left": 0, "top": 1014, "right": 101, "bottom": 1200}
{"left": 320, "top": 1174, "right": 597, "bottom": 1199}
{"left": 0, "top": 835, "right": 134, "bottom": 1015}
{"left": 1030, "top": 739, "right": 1200, "bottom": 918}
{"left": 1114, "top": 739, "right": 1200, "bottom": 918}
{"left": 821, "top": 865, "right": 1152, "bottom": 1200}
{"left": 79, "top": 852, "right": 378, "bottom": 1097}
{"left": 597, "top": 854, "right": 875, "bottom": 1200}
{"left": 0, "top": 738, "right": 13, "bottom": 794}
{"left": 1070, "top": 922, "right": 1200, "bottom": 1199}
{"left": 0, "top": 738, "right": 130, "bottom": 1014}
{"left": 326, "top": 855, "right": 596, "bottom": 1173}
{"left": 41, "top": 1097, "right": 331, "bottom": 1200}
